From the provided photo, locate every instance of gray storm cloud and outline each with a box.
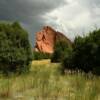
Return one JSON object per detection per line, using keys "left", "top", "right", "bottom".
{"left": 0, "top": 0, "right": 65, "bottom": 22}
{"left": 0, "top": 0, "right": 66, "bottom": 46}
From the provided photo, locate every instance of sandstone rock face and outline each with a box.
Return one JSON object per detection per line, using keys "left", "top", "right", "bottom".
{"left": 34, "top": 26, "right": 72, "bottom": 53}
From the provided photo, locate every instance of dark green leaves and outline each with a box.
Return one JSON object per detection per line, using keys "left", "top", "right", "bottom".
{"left": 0, "top": 22, "right": 32, "bottom": 75}
{"left": 62, "top": 29, "right": 100, "bottom": 75}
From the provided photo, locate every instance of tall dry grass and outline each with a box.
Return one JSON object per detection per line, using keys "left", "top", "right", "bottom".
{"left": 0, "top": 59, "right": 100, "bottom": 100}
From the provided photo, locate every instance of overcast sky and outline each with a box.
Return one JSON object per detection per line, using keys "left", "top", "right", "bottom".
{"left": 0, "top": 0, "right": 100, "bottom": 46}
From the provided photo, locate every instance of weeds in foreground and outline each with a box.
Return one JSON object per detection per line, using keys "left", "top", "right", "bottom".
{"left": 0, "top": 60, "right": 100, "bottom": 100}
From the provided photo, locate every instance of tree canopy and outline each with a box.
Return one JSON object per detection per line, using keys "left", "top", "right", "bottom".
{"left": 62, "top": 29, "right": 100, "bottom": 75}
{"left": 0, "top": 22, "right": 32, "bottom": 75}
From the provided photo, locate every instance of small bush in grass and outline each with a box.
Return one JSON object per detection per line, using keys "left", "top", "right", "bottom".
{"left": 0, "top": 22, "right": 32, "bottom": 75}
{"left": 33, "top": 51, "right": 51, "bottom": 60}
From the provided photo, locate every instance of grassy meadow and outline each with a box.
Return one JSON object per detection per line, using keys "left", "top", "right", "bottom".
{"left": 0, "top": 60, "right": 100, "bottom": 100}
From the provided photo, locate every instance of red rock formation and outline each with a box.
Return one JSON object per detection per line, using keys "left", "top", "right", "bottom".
{"left": 34, "top": 26, "right": 72, "bottom": 53}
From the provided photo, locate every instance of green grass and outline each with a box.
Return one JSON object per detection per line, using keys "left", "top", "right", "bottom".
{"left": 0, "top": 59, "right": 100, "bottom": 100}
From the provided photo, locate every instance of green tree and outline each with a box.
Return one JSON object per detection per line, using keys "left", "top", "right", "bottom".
{"left": 0, "top": 22, "right": 32, "bottom": 75}
{"left": 62, "top": 29, "right": 100, "bottom": 75}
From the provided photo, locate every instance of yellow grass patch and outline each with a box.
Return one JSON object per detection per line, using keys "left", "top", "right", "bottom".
{"left": 32, "top": 59, "right": 50, "bottom": 65}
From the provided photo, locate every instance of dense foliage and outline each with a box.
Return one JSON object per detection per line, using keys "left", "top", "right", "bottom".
{"left": 51, "top": 40, "right": 72, "bottom": 62}
{"left": 0, "top": 22, "right": 32, "bottom": 74}
{"left": 62, "top": 29, "right": 100, "bottom": 75}
{"left": 33, "top": 51, "right": 51, "bottom": 60}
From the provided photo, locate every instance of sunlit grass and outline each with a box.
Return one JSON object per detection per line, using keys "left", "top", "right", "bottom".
{"left": 0, "top": 59, "right": 100, "bottom": 100}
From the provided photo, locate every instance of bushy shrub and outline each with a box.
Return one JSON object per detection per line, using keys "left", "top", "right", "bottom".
{"left": 62, "top": 29, "right": 100, "bottom": 75}
{"left": 33, "top": 51, "right": 51, "bottom": 60}
{"left": 0, "top": 22, "right": 32, "bottom": 75}
{"left": 51, "top": 40, "right": 72, "bottom": 62}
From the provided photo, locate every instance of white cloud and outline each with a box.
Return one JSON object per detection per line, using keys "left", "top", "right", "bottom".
{"left": 43, "top": 0, "right": 100, "bottom": 40}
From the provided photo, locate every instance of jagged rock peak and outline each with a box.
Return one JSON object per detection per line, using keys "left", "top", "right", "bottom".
{"left": 34, "top": 26, "right": 72, "bottom": 54}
